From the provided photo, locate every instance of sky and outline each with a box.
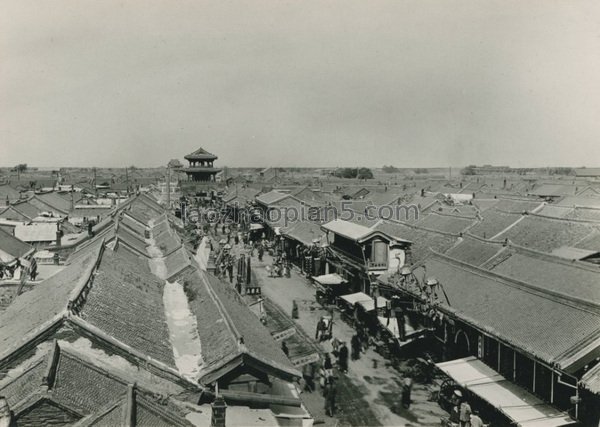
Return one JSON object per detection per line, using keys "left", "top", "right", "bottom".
{"left": 1, "top": 0, "right": 599, "bottom": 168}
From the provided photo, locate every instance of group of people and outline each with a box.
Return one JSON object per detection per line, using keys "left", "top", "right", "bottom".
{"left": 448, "top": 391, "right": 484, "bottom": 427}
{"left": 267, "top": 253, "right": 291, "bottom": 278}
{"left": 287, "top": 351, "right": 339, "bottom": 418}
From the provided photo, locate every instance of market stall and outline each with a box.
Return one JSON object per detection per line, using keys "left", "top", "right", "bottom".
{"left": 312, "top": 273, "right": 349, "bottom": 305}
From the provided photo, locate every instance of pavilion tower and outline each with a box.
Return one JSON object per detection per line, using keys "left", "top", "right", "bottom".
{"left": 183, "top": 147, "right": 222, "bottom": 182}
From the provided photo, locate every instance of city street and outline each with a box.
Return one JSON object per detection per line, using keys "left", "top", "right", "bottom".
{"left": 243, "top": 246, "right": 447, "bottom": 427}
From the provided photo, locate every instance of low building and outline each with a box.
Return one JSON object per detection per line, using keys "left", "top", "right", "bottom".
{"left": 321, "top": 219, "right": 412, "bottom": 294}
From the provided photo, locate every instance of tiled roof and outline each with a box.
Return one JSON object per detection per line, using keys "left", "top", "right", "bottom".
{"left": 29, "top": 193, "right": 73, "bottom": 214}
{"left": 492, "top": 198, "right": 544, "bottom": 213}
{"left": 115, "top": 225, "right": 148, "bottom": 256}
{"left": 581, "top": 361, "right": 600, "bottom": 394}
{"left": 163, "top": 246, "right": 192, "bottom": 280}
{"left": 556, "top": 196, "right": 600, "bottom": 209}
{"left": 444, "top": 236, "right": 505, "bottom": 267}
{"left": 0, "top": 342, "right": 194, "bottom": 425}
{"left": 0, "top": 247, "right": 100, "bottom": 357}
{"left": 384, "top": 254, "right": 600, "bottom": 370}
{"left": 471, "top": 198, "right": 500, "bottom": 212}
{"left": 0, "top": 227, "right": 33, "bottom": 260}
{"left": 203, "top": 272, "right": 299, "bottom": 378}
{"left": 0, "top": 185, "right": 21, "bottom": 202}
{"left": 494, "top": 215, "right": 600, "bottom": 253}
{"left": 415, "top": 213, "right": 476, "bottom": 234}
{"left": 489, "top": 249, "right": 600, "bottom": 306}
{"left": 183, "top": 269, "right": 239, "bottom": 371}
{"left": 183, "top": 268, "right": 299, "bottom": 382}
{"left": 119, "top": 214, "right": 147, "bottom": 236}
{"left": 374, "top": 220, "right": 458, "bottom": 263}
{"left": 79, "top": 249, "right": 175, "bottom": 367}
{"left": 0, "top": 201, "right": 41, "bottom": 221}
{"left": 566, "top": 207, "right": 600, "bottom": 222}
{"left": 184, "top": 147, "right": 217, "bottom": 161}
{"left": 536, "top": 205, "right": 574, "bottom": 218}
{"left": 223, "top": 187, "right": 261, "bottom": 205}
{"left": 256, "top": 190, "right": 289, "bottom": 206}
{"left": 529, "top": 183, "right": 578, "bottom": 197}
{"left": 468, "top": 209, "right": 522, "bottom": 239}
{"left": 322, "top": 219, "right": 375, "bottom": 242}
{"left": 575, "top": 231, "right": 600, "bottom": 251}
{"left": 281, "top": 221, "right": 325, "bottom": 246}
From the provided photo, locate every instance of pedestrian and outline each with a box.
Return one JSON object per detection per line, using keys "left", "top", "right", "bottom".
{"left": 459, "top": 400, "right": 472, "bottom": 427}
{"left": 258, "top": 245, "right": 264, "bottom": 262}
{"left": 315, "top": 318, "right": 324, "bottom": 341}
{"left": 227, "top": 262, "right": 234, "bottom": 283}
{"left": 401, "top": 374, "right": 413, "bottom": 409}
{"left": 470, "top": 410, "right": 484, "bottom": 427}
{"left": 281, "top": 341, "right": 289, "bottom": 357}
{"left": 302, "top": 363, "right": 315, "bottom": 393}
{"left": 331, "top": 337, "right": 341, "bottom": 357}
{"left": 351, "top": 334, "right": 361, "bottom": 360}
{"left": 324, "top": 353, "right": 333, "bottom": 378}
{"left": 338, "top": 342, "right": 349, "bottom": 373}
{"left": 324, "top": 377, "right": 337, "bottom": 417}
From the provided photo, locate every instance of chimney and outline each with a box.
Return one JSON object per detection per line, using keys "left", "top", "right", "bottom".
{"left": 0, "top": 397, "right": 11, "bottom": 427}
{"left": 211, "top": 395, "right": 227, "bottom": 427}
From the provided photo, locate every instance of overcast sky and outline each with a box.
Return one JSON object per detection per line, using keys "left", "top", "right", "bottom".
{"left": 1, "top": 0, "right": 599, "bottom": 168}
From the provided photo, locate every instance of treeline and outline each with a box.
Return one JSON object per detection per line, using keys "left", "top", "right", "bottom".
{"left": 333, "top": 167, "right": 373, "bottom": 179}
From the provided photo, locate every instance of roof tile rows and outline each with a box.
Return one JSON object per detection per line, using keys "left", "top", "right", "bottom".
{"left": 79, "top": 250, "right": 175, "bottom": 367}
{"left": 494, "top": 215, "right": 600, "bottom": 253}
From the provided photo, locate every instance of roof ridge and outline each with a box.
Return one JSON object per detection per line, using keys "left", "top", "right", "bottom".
{"left": 198, "top": 270, "right": 244, "bottom": 352}
{"left": 66, "top": 241, "right": 105, "bottom": 315}
{"left": 529, "top": 211, "right": 600, "bottom": 224}
{"left": 508, "top": 242, "right": 600, "bottom": 272}
{"left": 383, "top": 217, "right": 461, "bottom": 238}
{"left": 431, "top": 251, "right": 600, "bottom": 313}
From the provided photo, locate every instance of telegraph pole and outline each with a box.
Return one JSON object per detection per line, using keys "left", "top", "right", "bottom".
{"left": 166, "top": 165, "right": 171, "bottom": 208}
{"left": 93, "top": 167, "right": 97, "bottom": 198}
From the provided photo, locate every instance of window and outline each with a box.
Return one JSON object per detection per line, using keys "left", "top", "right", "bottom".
{"left": 371, "top": 240, "right": 388, "bottom": 265}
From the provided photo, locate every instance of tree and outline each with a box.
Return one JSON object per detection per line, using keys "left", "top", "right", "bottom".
{"left": 13, "top": 164, "right": 27, "bottom": 172}
{"left": 461, "top": 165, "right": 476, "bottom": 176}
{"left": 382, "top": 165, "right": 400, "bottom": 173}
{"left": 357, "top": 167, "right": 373, "bottom": 179}
{"left": 333, "top": 167, "right": 373, "bottom": 179}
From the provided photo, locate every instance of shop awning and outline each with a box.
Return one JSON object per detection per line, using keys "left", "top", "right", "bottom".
{"left": 435, "top": 357, "right": 577, "bottom": 427}
{"left": 313, "top": 273, "right": 347, "bottom": 286}
{"left": 250, "top": 223, "right": 264, "bottom": 230}
{"left": 357, "top": 296, "right": 389, "bottom": 312}
{"left": 339, "top": 292, "right": 372, "bottom": 306}
{"left": 377, "top": 316, "right": 427, "bottom": 342}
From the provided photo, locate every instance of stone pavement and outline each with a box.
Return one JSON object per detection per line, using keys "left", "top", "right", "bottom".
{"left": 246, "top": 250, "right": 448, "bottom": 427}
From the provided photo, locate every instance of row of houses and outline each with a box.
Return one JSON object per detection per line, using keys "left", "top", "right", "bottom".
{"left": 215, "top": 179, "right": 600, "bottom": 425}
{"left": 0, "top": 193, "right": 309, "bottom": 427}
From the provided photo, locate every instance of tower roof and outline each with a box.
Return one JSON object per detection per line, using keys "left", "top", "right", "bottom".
{"left": 184, "top": 147, "right": 217, "bottom": 161}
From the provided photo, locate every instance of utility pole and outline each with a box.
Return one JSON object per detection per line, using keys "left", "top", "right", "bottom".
{"left": 93, "top": 167, "right": 97, "bottom": 198}
{"left": 166, "top": 165, "right": 171, "bottom": 208}
{"left": 125, "top": 166, "right": 130, "bottom": 196}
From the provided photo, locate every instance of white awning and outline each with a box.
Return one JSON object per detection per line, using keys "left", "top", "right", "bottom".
{"left": 313, "top": 273, "right": 347, "bottom": 286}
{"left": 436, "top": 357, "right": 577, "bottom": 427}
{"left": 339, "top": 292, "right": 372, "bottom": 306}
{"left": 357, "top": 296, "right": 389, "bottom": 312}
{"left": 377, "top": 316, "right": 425, "bottom": 341}
{"left": 250, "top": 223, "right": 264, "bottom": 230}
